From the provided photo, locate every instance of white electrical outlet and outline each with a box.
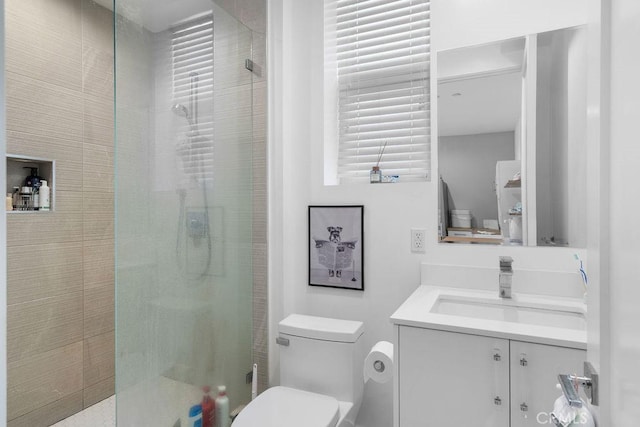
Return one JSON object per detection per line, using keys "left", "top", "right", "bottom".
{"left": 411, "top": 228, "right": 426, "bottom": 253}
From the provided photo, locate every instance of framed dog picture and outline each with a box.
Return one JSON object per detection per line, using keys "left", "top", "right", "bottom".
{"left": 309, "top": 205, "right": 364, "bottom": 291}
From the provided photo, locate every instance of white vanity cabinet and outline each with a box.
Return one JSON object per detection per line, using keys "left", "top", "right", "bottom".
{"left": 397, "top": 326, "right": 585, "bottom": 427}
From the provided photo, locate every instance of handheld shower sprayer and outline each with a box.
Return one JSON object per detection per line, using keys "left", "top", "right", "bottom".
{"left": 172, "top": 103, "right": 194, "bottom": 127}
{"left": 172, "top": 72, "right": 199, "bottom": 133}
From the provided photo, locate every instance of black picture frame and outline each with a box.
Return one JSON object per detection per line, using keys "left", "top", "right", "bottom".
{"left": 308, "top": 205, "right": 364, "bottom": 291}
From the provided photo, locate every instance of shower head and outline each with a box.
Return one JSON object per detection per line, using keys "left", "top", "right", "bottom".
{"left": 172, "top": 103, "right": 194, "bottom": 126}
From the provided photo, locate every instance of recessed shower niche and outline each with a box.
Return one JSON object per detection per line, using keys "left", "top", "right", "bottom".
{"left": 6, "top": 154, "right": 55, "bottom": 212}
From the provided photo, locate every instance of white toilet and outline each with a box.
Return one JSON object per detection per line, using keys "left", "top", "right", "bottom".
{"left": 233, "top": 314, "right": 365, "bottom": 427}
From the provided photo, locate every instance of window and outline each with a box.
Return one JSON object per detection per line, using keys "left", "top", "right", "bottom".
{"left": 328, "top": 0, "right": 431, "bottom": 183}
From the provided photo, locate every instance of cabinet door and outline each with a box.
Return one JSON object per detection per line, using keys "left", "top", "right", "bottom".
{"left": 398, "top": 327, "right": 510, "bottom": 427}
{"left": 510, "top": 341, "right": 585, "bottom": 427}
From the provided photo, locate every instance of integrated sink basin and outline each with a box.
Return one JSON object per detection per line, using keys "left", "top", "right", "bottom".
{"left": 430, "top": 294, "right": 586, "bottom": 330}
{"left": 390, "top": 286, "right": 587, "bottom": 348}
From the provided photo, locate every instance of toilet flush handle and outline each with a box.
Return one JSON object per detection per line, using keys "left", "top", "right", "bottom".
{"left": 276, "top": 337, "right": 290, "bottom": 346}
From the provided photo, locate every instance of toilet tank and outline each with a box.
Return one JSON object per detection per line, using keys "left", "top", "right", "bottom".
{"left": 278, "top": 314, "right": 365, "bottom": 404}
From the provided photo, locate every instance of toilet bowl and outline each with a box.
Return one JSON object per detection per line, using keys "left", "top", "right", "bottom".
{"left": 233, "top": 314, "right": 365, "bottom": 427}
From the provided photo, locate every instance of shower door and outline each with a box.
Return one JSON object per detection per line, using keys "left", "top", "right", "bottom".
{"left": 114, "top": 1, "right": 253, "bottom": 425}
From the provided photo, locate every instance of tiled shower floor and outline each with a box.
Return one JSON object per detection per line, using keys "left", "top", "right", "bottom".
{"left": 51, "top": 396, "right": 115, "bottom": 427}
{"left": 50, "top": 376, "right": 203, "bottom": 426}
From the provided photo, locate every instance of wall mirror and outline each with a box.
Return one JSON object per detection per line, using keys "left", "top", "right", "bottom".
{"left": 437, "top": 25, "right": 587, "bottom": 248}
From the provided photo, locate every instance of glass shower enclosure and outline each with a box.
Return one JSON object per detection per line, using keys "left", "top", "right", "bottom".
{"left": 114, "top": 0, "right": 253, "bottom": 424}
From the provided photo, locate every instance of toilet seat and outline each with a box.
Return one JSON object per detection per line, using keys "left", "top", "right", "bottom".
{"left": 233, "top": 386, "right": 340, "bottom": 427}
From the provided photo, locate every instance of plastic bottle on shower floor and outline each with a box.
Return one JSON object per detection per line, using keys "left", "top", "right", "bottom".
{"left": 201, "top": 386, "right": 215, "bottom": 427}
{"left": 188, "top": 404, "right": 202, "bottom": 427}
{"left": 215, "top": 386, "right": 230, "bottom": 427}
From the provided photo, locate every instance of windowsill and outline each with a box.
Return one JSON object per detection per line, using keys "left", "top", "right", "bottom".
{"left": 322, "top": 179, "right": 430, "bottom": 188}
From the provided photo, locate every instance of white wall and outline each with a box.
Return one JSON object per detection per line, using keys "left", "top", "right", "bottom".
{"left": 607, "top": 0, "right": 640, "bottom": 424}
{"left": 585, "top": 0, "right": 609, "bottom": 423}
{"left": 269, "top": 1, "right": 590, "bottom": 426}
{"left": 583, "top": 1, "right": 640, "bottom": 425}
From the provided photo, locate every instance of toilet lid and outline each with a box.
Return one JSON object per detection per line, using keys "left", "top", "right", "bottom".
{"left": 233, "top": 386, "right": 340, "bottom": 427}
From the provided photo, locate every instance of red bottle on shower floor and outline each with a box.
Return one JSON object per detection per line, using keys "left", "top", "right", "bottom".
{"left": 201, "top": 386, "right": 215, "bottom": 427}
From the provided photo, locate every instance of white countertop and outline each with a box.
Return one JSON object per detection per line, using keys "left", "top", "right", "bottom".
{"left": 390, "top": 285, "right": 587, "bottom": 349}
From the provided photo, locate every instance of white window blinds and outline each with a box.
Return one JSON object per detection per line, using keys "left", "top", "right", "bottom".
{"left": 171, "top": 15, "right": 214, "bottom": 184}
{"left": 333, "top": 0, "right": 431, "bottom": 183}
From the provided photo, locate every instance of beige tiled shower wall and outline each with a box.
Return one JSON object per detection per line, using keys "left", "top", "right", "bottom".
{"left": 215, "top": 0, "right": 268, "bottom": 394}
{"left": 5, "top": 0, "right": 115, "bottom": 425}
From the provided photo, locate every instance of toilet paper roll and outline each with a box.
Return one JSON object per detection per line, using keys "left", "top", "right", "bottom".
{"left": 364, "top": 341, "right": 394, "bottom": 384}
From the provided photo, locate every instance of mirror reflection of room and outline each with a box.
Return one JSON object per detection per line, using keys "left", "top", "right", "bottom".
{"left": 437, "top": 26, "right": 587, "bottom": 247}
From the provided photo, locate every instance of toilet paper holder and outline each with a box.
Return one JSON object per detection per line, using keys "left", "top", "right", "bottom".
{"left": 373, "top": 360, "right": 385, "bottom": 373}
{"left": 558, "top": 361, "right": 599, "bottom": 408}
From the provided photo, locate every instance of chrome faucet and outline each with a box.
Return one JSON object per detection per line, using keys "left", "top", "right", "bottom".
{"left": 499, "top": 256, "right": 513, "bottom": 298}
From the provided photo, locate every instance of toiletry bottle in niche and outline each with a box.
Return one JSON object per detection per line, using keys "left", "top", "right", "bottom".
{"left": 215, "top": 386, "right": 230, "bottom": 427}
{"left": 32, "top": 188, "right": 39, "bottom": 211}
{"left": 6, "top": 193, "right": 13, "bottom": 211}
{"left": 201, "top": 386, "right": 215, "bottom": 427}
{"left": 370, "top": 166, "right": 382, "bottom": 183}
{"left": 23, "top": 167, "right": 42, "bottom": 189}
{"left": 12, "top": 187, "right": 20, "bottom": 210}
{"left": 20, "top": 186, "right": 32, "bottom": 210}
{"left": 39, "top": 180, "right": 50, "bottom": 211}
